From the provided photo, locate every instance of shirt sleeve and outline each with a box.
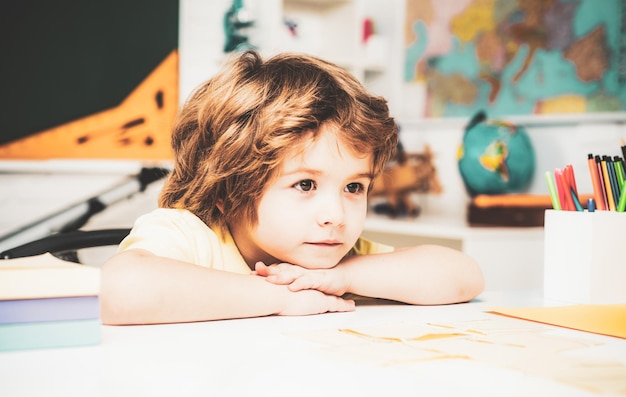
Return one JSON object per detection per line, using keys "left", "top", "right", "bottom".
{"left": 118, "top": 208, "right": 210, "bottom": 265}
{"left": 117, "top": 208, "right": 251, "bottom": 274}
{"left": 348, "top": 237, "right": 395, "bottom": 256}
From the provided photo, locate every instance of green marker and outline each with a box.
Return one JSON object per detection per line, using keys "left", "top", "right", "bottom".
{"left": 544, "top": 171, "right": 561, "bottom": 210}
{"left": 617, "top": 179, "right": 626, "bottom": 212}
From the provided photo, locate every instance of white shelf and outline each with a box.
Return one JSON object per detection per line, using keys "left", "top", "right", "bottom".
{"left": 365, "top": 214, "right": 545, "bottom": 240}
{"left": 400, "top": 112, "right": 626, "bottom": 129}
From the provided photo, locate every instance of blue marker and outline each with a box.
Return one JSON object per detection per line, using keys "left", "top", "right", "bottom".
{"left": 587, "top": 198, "right": 596, "bottom": 212}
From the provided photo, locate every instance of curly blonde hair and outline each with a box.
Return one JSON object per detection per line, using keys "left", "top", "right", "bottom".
{"left": 159, "top": 50, "right": 397, "bottom": 234}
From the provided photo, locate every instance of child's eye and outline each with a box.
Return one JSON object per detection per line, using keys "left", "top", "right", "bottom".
{"left": 345, "top": 182, "right": 365, "bottom": 194}
{"left": 294, "top": 179, "right": 316, "bottom": 192}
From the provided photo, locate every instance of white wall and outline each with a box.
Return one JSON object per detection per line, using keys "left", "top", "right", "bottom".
{"left": 178, "top": 0, "right": 272, "bottom": 104}
{"left": 178, "top": 0, "right": 232, "bottom": 104}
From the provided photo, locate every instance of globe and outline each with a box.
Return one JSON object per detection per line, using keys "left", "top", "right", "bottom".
{"left": 457, "top": 111, "right": 535, "bottom": 196}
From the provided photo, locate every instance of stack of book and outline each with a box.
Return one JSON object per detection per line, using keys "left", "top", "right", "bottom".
{"left": 0, "top": 253, "right": 101, "bottom": 351}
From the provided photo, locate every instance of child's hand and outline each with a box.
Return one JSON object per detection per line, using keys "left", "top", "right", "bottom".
{"left": 255, "top": 261, "right": 349, "bottom": 297}
{"left": 278, "top": 288, "right": 355, "bottom": 316}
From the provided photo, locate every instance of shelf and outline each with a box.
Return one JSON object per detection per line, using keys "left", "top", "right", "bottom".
{"left": 285, "top": 0, "right": 351, "bottom": 6}
{"left": 364, "top": 214, "right": 545, "bottom": 241}
{"left": 399, "top": 112, "right": 626, "bottom": 130}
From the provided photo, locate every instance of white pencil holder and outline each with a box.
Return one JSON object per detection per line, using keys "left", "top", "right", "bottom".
{"left": 543, "top": 210, "right": 626, "bottom": 304}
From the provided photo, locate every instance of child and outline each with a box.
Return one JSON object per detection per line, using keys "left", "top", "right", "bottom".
{"left": 101, "top": 51, "right": 484, "bottom": 325}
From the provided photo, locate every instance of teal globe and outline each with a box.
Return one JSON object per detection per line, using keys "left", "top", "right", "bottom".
{"left": 457, "top": 111, "right": 535, "bottom": 196}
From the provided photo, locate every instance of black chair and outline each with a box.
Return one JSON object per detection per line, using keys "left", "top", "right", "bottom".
{"left": 0, "top": 228, "right": 131, "bottom": 263}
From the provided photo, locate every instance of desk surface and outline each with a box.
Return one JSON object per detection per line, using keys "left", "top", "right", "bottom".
{"left": 1, "top": 290, "right": 625, "bottom": 397}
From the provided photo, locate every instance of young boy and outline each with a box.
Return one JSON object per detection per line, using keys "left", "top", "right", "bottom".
{"left": 101, "top": 51, "right": 484, "bottom": 325}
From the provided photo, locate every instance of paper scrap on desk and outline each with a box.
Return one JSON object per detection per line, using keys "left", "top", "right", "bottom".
{"left": 288, "top": 318, "right": 626, "bottom": 394}
{"left": 488, "top": 305, "right": 626, "bottom": 339}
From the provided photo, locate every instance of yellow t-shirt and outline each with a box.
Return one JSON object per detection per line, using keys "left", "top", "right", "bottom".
{"left": 118, "top": 208, "right": 393, "bottom": 274}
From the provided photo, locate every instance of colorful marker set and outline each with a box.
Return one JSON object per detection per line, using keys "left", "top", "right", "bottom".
{"left": 586, "top": 153, "right": 626, "bottom": 212}
{"left": 545, "top": 142, "right": 626, "bottom": 212}
{"left": 545, "top": 164, "right": 586, "bottom": 211}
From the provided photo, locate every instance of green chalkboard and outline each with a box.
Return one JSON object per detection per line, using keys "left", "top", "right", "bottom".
{"left": 0, "top": 0, "right": 179, "bottom": 146}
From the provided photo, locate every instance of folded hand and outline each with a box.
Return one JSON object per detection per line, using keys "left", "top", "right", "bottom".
{"left": 254, "top": 261, "right": 349, "bottom": 297}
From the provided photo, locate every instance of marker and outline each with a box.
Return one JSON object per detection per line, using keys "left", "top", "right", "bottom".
{"left": 564, "top": 164, "right": 583, "bottom": 210}
{"left": 601, "top": 156, "right": 616, "bottom": 211}
{"left": 564, "top": 164, "right": 578, "bottom": 196}
{"left": 587, "top": 154, "right": 605, "bottom": 210}
{"left": 571, "top": 188, "right": 584, "bottom": 211}
{"left": 544, "top": 171, "right": 561, "bottom": 210}
{"left": 606, "top": 156, "right": 620, "bottom": 208}
{"left": 554, "top": 168, "right": 571, "bottom": 210}
{"left": 614, "top": 156, "right": 625, "bottom": 192}
{"left": 618, "top": 180, "right": 626, "bottom": 212}
{"left": 587, "top": 198, "right": 596, "bottom": 212}
{"left": 595, "top": 155, "right": 609, "bottom": 210}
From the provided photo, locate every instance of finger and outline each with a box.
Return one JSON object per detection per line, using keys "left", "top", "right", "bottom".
{"left": 265, "top": 274, "right": 295, "bottom": 285}
{"left": 264, "top": 267, "right": 304, "bottom": 285}
{"left": 330, "top": 297, "right": 355, "bottom": 312}
{"left": 274, "top": 264, "right": 306, "bottom": 280}
{"left": 287, "top": 276, "right": 317, "bottom": 292}
{"left": 287, "top": 270, "right": 335, "bottom": 293}
{"left": 257, "top": 262, "right": 291, "bottom": 277}
{"left": 253, "top": 261, "right": 269, "bottom": 276}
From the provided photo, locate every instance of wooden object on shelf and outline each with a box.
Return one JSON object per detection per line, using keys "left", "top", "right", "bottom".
{"left": 370, "top": 144, "right": 442, "bottom": 217}
{"left": 467, "top": 193, "right": 593, "bottom": 227}
{"left": 468, "top": 194, "right": 551, "bottom": 227}
{"left": 468, "top": 203, "right": 549, "bottom": 227}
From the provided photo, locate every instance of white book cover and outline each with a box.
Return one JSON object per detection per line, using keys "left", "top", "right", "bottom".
{"left": 0, "top": 253, "right": 100, "bottom": 299}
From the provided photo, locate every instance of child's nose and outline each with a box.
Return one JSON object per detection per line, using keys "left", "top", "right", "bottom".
{"left": 317, "top": 192, "right": 345, "bottom": 226}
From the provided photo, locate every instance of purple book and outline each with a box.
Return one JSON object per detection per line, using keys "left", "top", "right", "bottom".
{"left": 0, "top": 296, "right": 99, "bottom": 324}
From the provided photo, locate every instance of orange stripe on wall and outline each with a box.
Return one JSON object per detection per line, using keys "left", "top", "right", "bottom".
{"left": 0, "top": 50, "right": 179, "bottom": 161}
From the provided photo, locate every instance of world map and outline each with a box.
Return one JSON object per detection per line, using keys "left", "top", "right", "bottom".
{"left": 404, "top": 0, "right": 626, "bottom": 118}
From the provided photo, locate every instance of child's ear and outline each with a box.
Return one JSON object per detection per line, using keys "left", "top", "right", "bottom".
{"left": 216, "top": 200, "right": 224, "bottom": 213}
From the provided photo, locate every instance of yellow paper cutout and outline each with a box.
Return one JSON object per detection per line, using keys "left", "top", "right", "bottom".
{"left": 288, "top": 317, "right": 626, "bottom": 394}
{"left": 488, "top": 305, "right": 626, "bottom": 339}
{"left": 340, "top": 328, "right": 465, "bottom": 342}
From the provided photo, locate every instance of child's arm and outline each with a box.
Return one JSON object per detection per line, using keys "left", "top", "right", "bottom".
{"left": 256, "top": 245, "right": 484, "bottom": 305}
{"left": 101, "top": 249, "right": 355, "bottom": 325}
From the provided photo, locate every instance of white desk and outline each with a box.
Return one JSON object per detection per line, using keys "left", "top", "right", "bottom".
{"left": 1, "top": 291, "right": 625, "bottom": 397}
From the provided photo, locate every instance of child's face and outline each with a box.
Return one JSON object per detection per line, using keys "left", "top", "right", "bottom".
{"left": 231, "top": 125, "right": 373, "bottom": 270}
